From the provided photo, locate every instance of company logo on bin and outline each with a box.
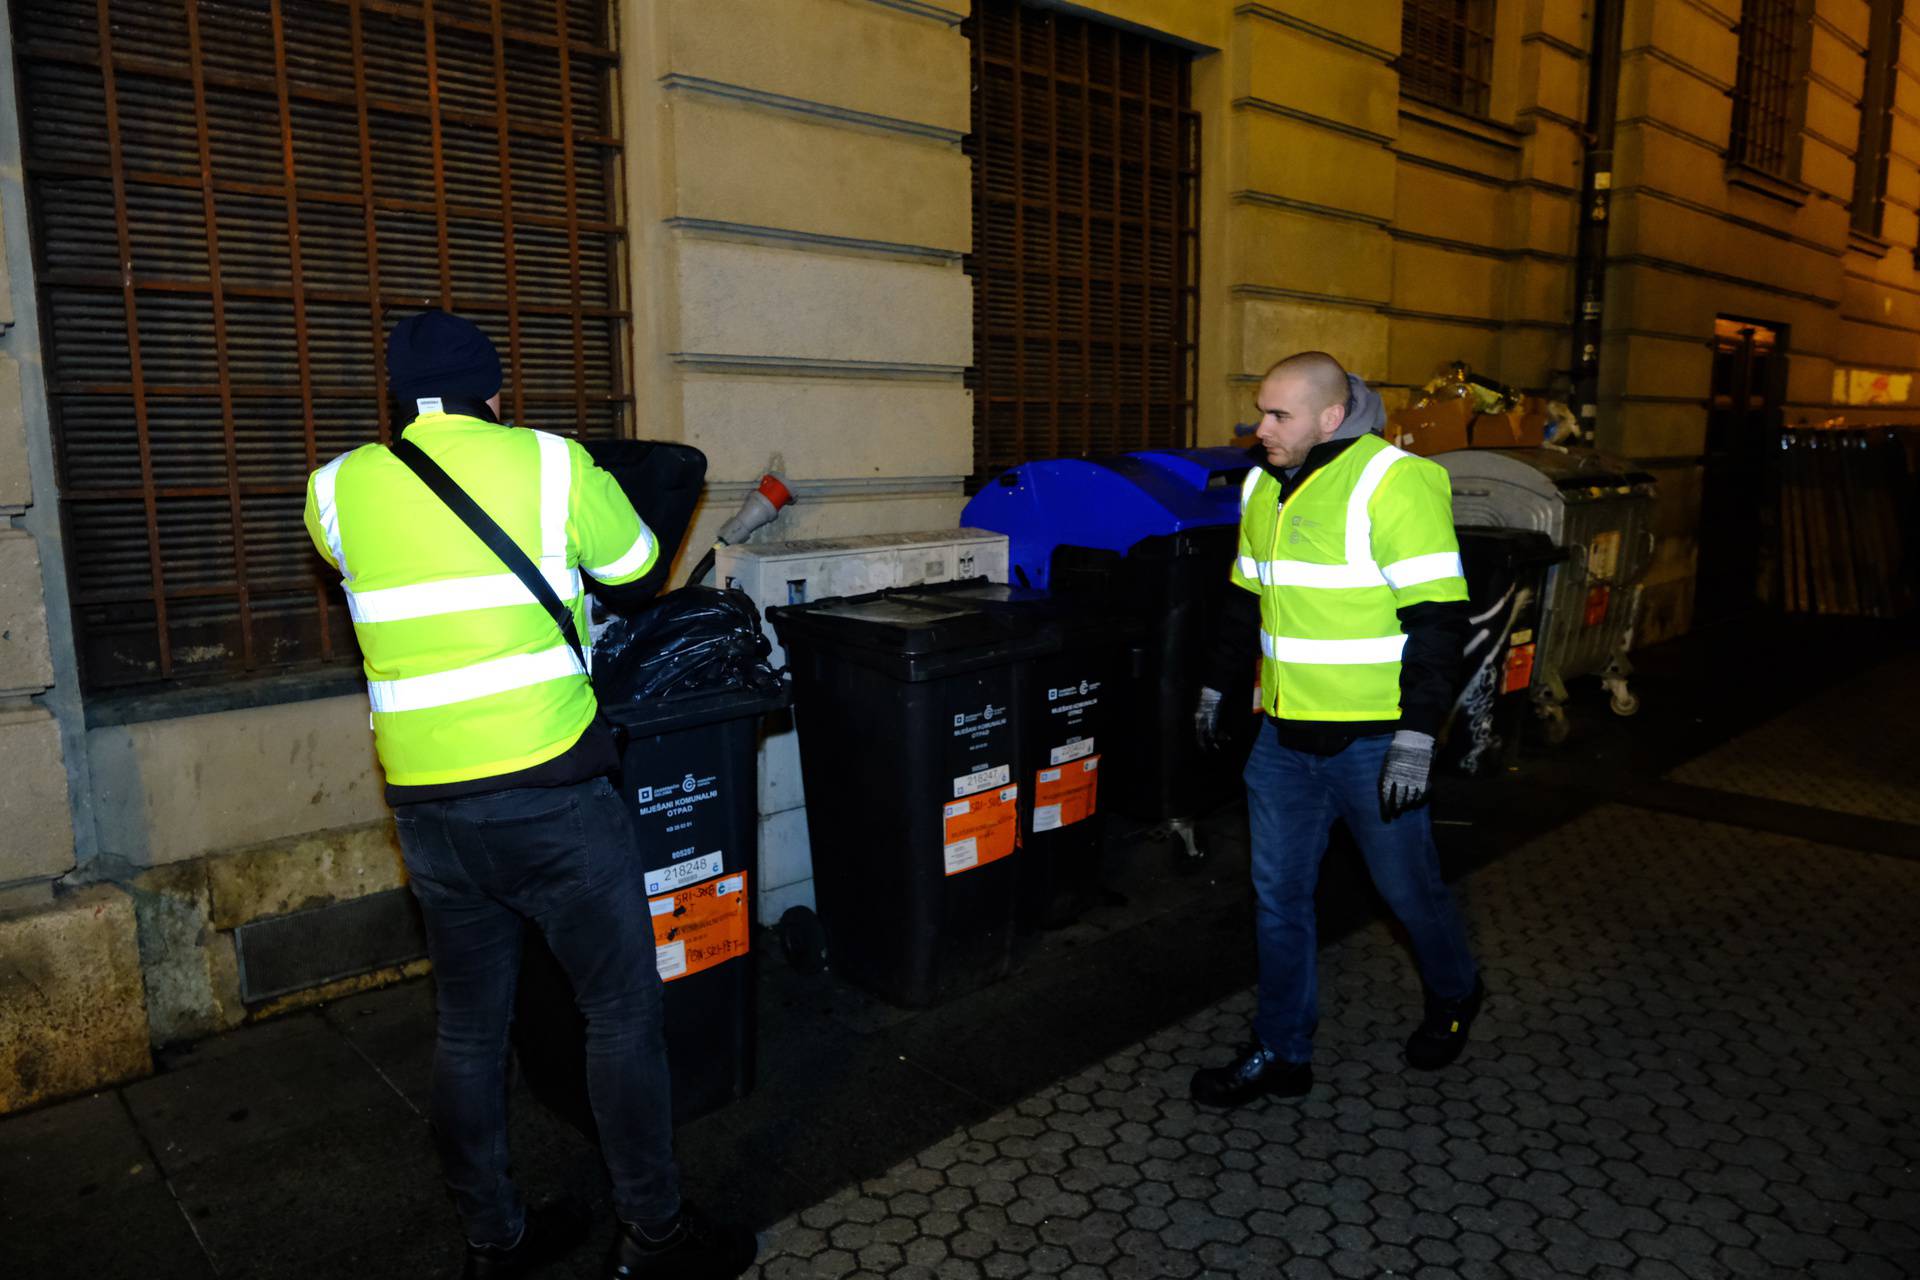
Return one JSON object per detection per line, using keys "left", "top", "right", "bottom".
{"left": 682, "top": 774, "right": 697, "bottom": 793}
{"left": 954, "top": 713, "right": 966, "bottom": 727}
{"left": 636, "top": 786, "right": 653, "bottom": 803}
{"left": 1080, "top": 679, "right": 1089, "bottom": 695}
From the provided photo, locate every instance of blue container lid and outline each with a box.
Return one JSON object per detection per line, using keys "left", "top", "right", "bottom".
{"left": 959, "top": 447, "right": 1254, "bottom": 590}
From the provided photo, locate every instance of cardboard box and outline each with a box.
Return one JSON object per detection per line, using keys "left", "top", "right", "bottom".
{"left": 1386, "top": 396, "right": 1472, "bottom": 456}
{"left": 1468, "top": 403, "right": 1548, "bottom": 448}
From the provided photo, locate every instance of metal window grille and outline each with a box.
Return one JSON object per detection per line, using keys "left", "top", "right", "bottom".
{"left": 1730, "top": 0, "right": 1803, "bottom": 176}
{"left": 1399, "top": 0, "right": 1496, "bottom": 117}
{"left": 13, "top": 0, "right": 628, "bottom": 693}
{"left": 1852, "top": 0, "right": 1903, "bottom": 236}
{"left": 962, "top": 0, "right": 1199, "bottom": 483}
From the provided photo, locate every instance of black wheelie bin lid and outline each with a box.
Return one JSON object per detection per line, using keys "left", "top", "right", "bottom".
{"left": 768, "top": 590, "right": 1054, "bottom": 683}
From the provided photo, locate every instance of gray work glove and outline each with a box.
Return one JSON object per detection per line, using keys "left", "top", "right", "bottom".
{"left": 1379, "top": 729, "right": 1435, "bottom": 821}
{"left": 1193, "top": 686, "right": 1224, "bottom": 751}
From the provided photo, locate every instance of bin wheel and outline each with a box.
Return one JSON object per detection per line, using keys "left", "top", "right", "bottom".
{"left": 1609, "top": 690, "right": 1641, "bottom": 717}
{"left": 778, "top": 906, "right": 829, "bottom": 975}
{"left": 1538, "top": 703, "right": 1571, "bottom": 746}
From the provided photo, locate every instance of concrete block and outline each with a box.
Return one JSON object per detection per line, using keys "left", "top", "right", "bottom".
{"left": 1605, "top": 399, "right": 1709, "bottom": 459}
{"left": 1235, "top": 111, "right": 1397, "bottom": 224}
{"left": 666, "top": 0, "right": 970, "bottom": 135}
{"left": 669, "top": 96, "right": 969, "bottom": 252}
{"left": 679, "top": 374, "right": 971, "bottom": 483}
{"left": 86, "top": 694, "right": 387, "bottom": 868}
{"left": 1234, "top": 203, "right": 1393, "bottom": 304}
{"left": 1507, "top": 256, "right": 1573, "bottom": 324}
{"left": 1807, "top": 22, "right": 1866, "bottom": 101}
{"left": 1517, "top": 119, "right": 1586, "bottom": 189}
{"left": 1393, "top": 164, "right": 1507, "bottom": 251}
{"left": 1799, "top": 129, "right": 1854, "bottom": 206}
{"left": 1236, "top": 296, "right": 1390, "bottom": 381}
{"left": 1532, "top": 0, "right": 1591, "bottom": 51}
{"left": 1625, "top": 0, "right": 1738, "bottom": 88}
{"left": 1609, "top": 194, "right": 1839, "bottom": 306}
{"left": 0, "top": 886, "right": 151, "bottom": 1114}
{"left": 1237, "top": 19, "right": 1397, "bottom": 141}
{"left": 675, "top": 239, "right": 970, "bottom": 366}
{"left": 1616, "top": 54, "right": 1733, "bottom": 147}
{"left": 0, "top": 706, "right": 75, "bottom": 884}
{"left": 124, "top": 859, "right": 245, "bottom": 1046}
{"left": 760, "top": 805, "right": 813, "bottom": 891}
{"left": 1394, "top": 116, "right": 1521, "bottom": 188}
{"left": 1497, "top": 326, "right": 1569, "bottom": 389}
{"left": 758, "top": 719, "right": 805, "bottom": 816}
{"left": 1238, "top": 0, "right": 1396, "bottom": 56}
{"left": 0, "top": 530, "right": 54, "bottom": 693}
{"left": 1519, "top": 40, "right": 1586, "bottom": 122}
{"left": 1391, "top": 241, "right": 1505, "bottom": 321}
{"left": 1601, "top": 334, "right": 1713, "bottom": 403}
{"left": 203, "top": 821, "right": 406, "bottom": 932}
{"left": 1506, "top": 186, "right": 1579, "bottom": 257}
{"left": 1386, "top": 317, "right": 1500, "bottom": 391}
{"left": 0, "top": 357, "right": 27, "bottom": 509}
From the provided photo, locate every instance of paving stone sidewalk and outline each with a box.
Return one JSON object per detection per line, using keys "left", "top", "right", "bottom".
{"left": 747, "top": 804, "right": 1920, "bottom": 1280}
{"left": 1667, "top": 657, "right": 1920, "bottom": 826}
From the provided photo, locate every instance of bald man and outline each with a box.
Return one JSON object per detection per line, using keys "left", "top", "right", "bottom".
{"left": 1190, "top": 352, "right": 1483, "bottom": 1108}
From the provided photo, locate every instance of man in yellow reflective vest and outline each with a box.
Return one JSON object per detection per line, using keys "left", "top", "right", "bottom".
{"left": 1189, "top": 351, "right": 1484, "bottom": 1108}
{"left": 305, "top": 311, "right": 755, "bottom": 1280}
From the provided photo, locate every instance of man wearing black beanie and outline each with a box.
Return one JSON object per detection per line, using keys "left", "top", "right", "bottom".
{"left": 304, "top": 310, "right": 756, "bottom": 1280}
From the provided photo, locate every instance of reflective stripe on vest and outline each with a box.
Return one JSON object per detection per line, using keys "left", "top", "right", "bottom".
{"left": 1260, "top": 631, "right": 1408, "bottom": 664}
{"left": 366, "top": 643, "right": 585, "bottom": 714}
{"left": 587, "top": 526, "right": 657, "bottom": 580}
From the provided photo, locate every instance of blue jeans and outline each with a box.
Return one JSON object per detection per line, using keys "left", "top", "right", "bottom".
{"left": 1242, "top": 721, "right": 1478, "bottom": 1063}
{"left": 394, "top": 776, "right": 681, "bottom": 1246}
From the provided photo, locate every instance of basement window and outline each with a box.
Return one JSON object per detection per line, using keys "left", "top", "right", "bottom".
{"left": 962, "top": 0, "right": 1200, "bottom": 482}
{"left": 1399, "top": 0, "right": 1497, "bottom": 118}
{"left": 13, "top": 0, "right": 630, "bottom": 693}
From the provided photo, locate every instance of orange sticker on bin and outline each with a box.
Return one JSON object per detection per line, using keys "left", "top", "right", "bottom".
{"left": 1502, "top": 643, "right": 1535, "bottom": 695}
{"left": 1033, "top": 755, "right": 1100, "bottom": 832}
{"left": 648, "top": 870, "right": 750, "bottom": 982}
{"left": 942, "top": 783, "right": 1019, "bottom": 876}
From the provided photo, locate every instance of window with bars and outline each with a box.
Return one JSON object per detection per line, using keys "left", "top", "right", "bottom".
{"left": 1399, "top": 0, "right": 1496, "bottom": 117}
{"left": 962, "top": 0, "right": 1198, "bottom": 483}
{"left": 14, "top": 0, "right": 628, "bottom": 694}
{"left": 1730, "top": 0, "right": 1806, "bottom": 177}
{"left": 1852, "top": 0, "right": 1903, "bottom": 236}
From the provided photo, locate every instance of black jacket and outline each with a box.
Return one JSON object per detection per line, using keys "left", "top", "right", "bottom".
{"left": 1204, "top": 437, "right": 1471, "bottom": 754}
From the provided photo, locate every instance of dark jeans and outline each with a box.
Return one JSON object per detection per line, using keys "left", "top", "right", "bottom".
{"left": 394, "top": 775, "right": 680, "bottom": 1246}
{"left": 1243, "top": 720, "right": 1479, "bottom": 1062}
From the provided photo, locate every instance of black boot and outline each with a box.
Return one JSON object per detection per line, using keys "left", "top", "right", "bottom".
{"left": 605, "top": 1203, "right": 758, "bottom": 1280}
{"left": 1404, "top": 976, "right": 1485, "bottom": 1071}
{"left": 1189, "top": 1043, "right": 1313, "bottom": 1108}
{"left": 462, "top": 1198, "right": 592, "bottom": 1279}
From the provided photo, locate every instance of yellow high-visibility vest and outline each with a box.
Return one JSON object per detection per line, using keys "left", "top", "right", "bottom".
{"left": 1230, "top": 433, "right": 1468, "bottom": 721}
{"left": 304, "top": 412, "right": 658, "bottom": 787}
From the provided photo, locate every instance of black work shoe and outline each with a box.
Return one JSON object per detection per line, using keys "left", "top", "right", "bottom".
{"left": 463, "top": 1197, "right": 593, "bottom": 1279}
{"left": 1189, "top": 1043, "right": 1313, "bottom": 1108}
{"left": 1404, "top": 977, "right": 1486, "bottom": 1071}
{"left": 605, "top": 1203, "right": 758, "bottom": 1280}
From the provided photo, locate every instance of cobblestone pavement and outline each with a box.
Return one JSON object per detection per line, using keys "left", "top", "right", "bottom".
{"left": 1668, "top": 658, "right": 1920, "bottom": 826}
{"left": 748, "top": 804, "right": 1920, "bottom": 1280}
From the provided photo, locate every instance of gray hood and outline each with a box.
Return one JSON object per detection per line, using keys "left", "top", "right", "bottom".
{"left": 1335, "top": 373, "right": 1384, "bottom": 440}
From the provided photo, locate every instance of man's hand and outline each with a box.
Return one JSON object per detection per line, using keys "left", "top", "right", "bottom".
{"left": 1193, "top": 686, "right": 1224, "bottom": 751}
{"left": 1379, "top": 730, "right": 1435, "bottom": 820}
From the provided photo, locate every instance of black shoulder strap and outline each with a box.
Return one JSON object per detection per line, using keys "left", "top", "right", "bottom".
{"left": 388, "top": 436, "right": 588, "bottom": 678}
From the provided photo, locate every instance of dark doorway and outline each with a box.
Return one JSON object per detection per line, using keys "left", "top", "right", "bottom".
{"left": 1698, "top": 317, "right": 1787, "bottom": 622}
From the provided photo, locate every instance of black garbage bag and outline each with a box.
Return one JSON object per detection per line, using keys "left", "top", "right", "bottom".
{"left": 592, "top": 585, "right": 780, "bottom": 706}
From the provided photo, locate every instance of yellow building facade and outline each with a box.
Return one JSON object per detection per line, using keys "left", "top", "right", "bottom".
{"left": 3, "top": 0, "right": 1918, "bottom": 1107}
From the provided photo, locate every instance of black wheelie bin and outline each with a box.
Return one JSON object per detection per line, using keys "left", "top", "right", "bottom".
{"left": 768, "top": 591, "right": 1051, "bottom": 1006}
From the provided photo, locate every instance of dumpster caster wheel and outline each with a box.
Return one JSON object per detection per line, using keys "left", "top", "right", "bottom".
{"left": 1538, "top": 704, "right": 1571, "bottom": 746}
{"left": 1169, "top": 818, "right": 1207, "bottom": 864}
{"left": 1603, "top": 677, "right": 1640, "bottom": 717}
{"left": 778, "top": 907, "right": 828, "bottom": 975}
